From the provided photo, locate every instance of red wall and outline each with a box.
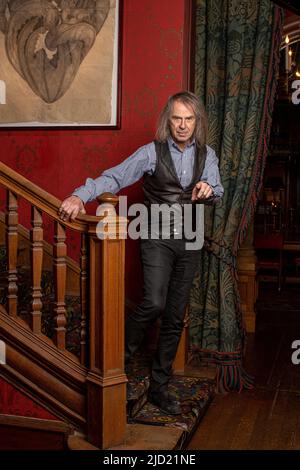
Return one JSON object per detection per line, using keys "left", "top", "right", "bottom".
{"left": 0, "top": 0, "right": 187, "bottom": 302}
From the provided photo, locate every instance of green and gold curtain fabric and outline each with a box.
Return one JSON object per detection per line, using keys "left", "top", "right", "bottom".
{"left": 190, "top": 0, "right": 284, "bottom": 391}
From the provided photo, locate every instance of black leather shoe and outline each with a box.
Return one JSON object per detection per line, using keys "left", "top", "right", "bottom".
{"left": 148, "top": 388, "right": 181, "bottom": 415}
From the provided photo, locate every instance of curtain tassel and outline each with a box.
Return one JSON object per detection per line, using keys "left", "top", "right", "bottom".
{"left": 216, "top": 364, "right": 254, "bottom": 394}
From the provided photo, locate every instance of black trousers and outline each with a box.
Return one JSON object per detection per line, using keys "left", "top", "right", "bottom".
{"left": 125, "top": 238, "right": 201, "bottom": 389}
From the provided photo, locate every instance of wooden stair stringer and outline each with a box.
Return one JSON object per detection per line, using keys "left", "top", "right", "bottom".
{"left": 0, "top": 305, "right": 87, "bottom": 430}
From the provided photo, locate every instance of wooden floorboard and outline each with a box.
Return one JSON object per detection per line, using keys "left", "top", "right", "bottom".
{"left": 187, "top": 284, "right": 300, "bottom": 450}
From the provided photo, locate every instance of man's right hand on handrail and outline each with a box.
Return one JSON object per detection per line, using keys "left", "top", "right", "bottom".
{"left": 59, "top": 195, "right": 86, "bottom": 222}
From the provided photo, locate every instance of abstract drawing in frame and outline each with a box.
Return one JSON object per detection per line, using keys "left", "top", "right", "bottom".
{"left": 0, "top": 0, "right": 121, "bottom": 128}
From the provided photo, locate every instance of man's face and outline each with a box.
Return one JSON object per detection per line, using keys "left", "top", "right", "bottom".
{"left": 169, "top": 100, "right": 196, "bottom": 149}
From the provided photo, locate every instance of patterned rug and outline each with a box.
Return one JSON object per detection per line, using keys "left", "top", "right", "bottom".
{"left": 127, "top": 353, "right": 215, "bottom": 449}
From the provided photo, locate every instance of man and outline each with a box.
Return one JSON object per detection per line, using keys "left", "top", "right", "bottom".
{"left": 59, "top": 91, "right": 223, "bottom": 415}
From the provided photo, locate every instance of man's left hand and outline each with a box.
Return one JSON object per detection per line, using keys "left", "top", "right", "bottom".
{"left": 191, "top": 181, "right": 213, "bottom": 201}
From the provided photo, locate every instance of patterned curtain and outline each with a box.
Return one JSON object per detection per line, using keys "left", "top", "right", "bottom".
{"left": 190, "top": 0, "right": 284, "bottom": 391}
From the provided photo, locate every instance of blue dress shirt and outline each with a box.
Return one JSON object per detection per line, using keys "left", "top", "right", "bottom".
{"left": 73, "top": 138, "right": 224, "bottom": 204}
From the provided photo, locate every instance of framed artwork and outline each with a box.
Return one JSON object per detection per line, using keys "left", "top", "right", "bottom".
{"left": 0, "top": 0, "right": 122, "bottom": 128}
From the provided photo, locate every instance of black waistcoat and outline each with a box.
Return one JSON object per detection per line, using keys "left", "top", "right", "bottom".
{"left": 143, "top": 140, "right": 207, "bottom": 206}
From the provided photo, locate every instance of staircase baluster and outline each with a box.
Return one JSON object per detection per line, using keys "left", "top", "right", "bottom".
{"left": 80, "top": 233, "right": 87, "bottom": 365}
{"left": 6, "top": 190, "right": 18, "bottom": 317}
{"left": 30, "top": 206, "right": 43, "bottom": 334}
{"left": 53, "top": 221, "right": 67, "bottom": 349}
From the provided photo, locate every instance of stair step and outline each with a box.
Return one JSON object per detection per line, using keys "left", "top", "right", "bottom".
{"left": 127, "top": 376, "right": 149, "bottom": 419}
{"left": 129, "top": 375, "right": 215, "bottom": 449}
{"left": 125, "top": 365, "right": 215, "bottom": 452}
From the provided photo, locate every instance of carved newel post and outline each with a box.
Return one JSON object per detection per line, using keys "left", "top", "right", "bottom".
{"left": 86, "top": 194, "right": 128, "bottom": 449}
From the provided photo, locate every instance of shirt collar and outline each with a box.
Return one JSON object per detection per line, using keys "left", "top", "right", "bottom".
{"left": 167, "top": 136, "right": 196, "bottom": 152}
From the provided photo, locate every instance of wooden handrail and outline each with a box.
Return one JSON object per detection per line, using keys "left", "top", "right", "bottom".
{"left": 0, "top": 161, "right": 110, "bottom": 232}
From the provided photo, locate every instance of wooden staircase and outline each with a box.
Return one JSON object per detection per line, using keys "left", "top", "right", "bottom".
{"left": 0, "top": 161, "right": 128, "bottom": 449}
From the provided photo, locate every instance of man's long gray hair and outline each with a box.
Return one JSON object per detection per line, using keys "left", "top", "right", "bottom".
{"left": 155, "top": 91, "right": 207, "bottom": 147}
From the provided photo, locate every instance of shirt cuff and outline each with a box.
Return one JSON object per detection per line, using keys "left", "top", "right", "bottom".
{"left": 72, "top": 188, "right": 91, "bottom": 205}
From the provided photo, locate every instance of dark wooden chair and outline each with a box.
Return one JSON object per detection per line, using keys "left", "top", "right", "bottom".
{"left": 254, "top": 232, "right": 284, "bottom": 292}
